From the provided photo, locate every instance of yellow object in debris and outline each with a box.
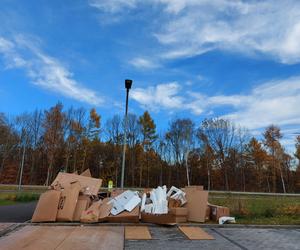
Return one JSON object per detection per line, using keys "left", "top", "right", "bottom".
{"left": 108, "top": 180, "right": 113, "bottom": 191}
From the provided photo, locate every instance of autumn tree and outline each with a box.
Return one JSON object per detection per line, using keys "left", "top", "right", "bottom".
{"left": 43, "top": 103, "right": 66, "bottom": 185}
{"left": 263, "top": 125, "right": 282, "bottom": 193}
{"left": 138, "top": 111, "right": 157, "bottom": 187}
{"left": 245, "top": 137, "right": 268, "bottom": 191}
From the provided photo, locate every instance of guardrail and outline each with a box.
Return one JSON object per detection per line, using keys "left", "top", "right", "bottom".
{"left": 1, "top": 184, "right": 299, "bottom": 197}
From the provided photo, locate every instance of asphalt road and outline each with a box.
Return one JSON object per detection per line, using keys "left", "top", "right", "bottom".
{"left": 0, "top": 201, "right": 37, "bottom": 222}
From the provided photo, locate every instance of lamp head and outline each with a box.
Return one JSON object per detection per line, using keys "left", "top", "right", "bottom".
{"left": 125, "top": 79, "right": 133, "bottom": 90}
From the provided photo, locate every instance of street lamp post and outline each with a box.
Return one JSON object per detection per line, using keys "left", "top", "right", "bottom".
{"left": 120, "top": 79, "right": 132, "bottom": 188}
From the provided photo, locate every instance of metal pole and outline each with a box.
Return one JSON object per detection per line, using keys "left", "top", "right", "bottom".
{"left": 120, "top": 88, "right": 129, "bottom": 188}
{"left": 18, "top": 144, "right": 26, "bottom": 191}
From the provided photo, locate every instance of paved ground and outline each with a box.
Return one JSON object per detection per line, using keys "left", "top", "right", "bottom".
{"left": 125, "top": 226, "right": 300, "bottom": 250}
{"left": 0, "top": 201, "right": 36, "bottom": 222}
{"left": 0, "top": 203, "right": 299, "bottom": 249}
{"left": 0, "top": 224, "right": 299, "bottom": 250}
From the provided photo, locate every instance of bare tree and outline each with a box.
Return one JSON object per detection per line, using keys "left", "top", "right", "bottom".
{"left": 198, "top": 118, "right": 236, "bottom": 191}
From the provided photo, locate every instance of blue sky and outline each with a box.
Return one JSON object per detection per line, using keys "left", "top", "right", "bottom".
{"left": 0, "top": 0, "right": 300, "bottom": 151}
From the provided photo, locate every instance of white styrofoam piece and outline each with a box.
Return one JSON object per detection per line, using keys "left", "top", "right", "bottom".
{"left": 144, "top": 204, "right": 153, "bottom": 213}
{"left": 148, "top": 186, "right": 169, "bottom": 214}
{"left": 110, "top": 190, "right": 137, "bottom": 215}
{"left": 167, "top": 186, "right": 187, "bottom": 206}
{"left": 111, "top": 200, "right": 124, "bottom": 215}
{"left": 219, "top": 216, "right": 236, "bottom": 224}
{"left": 124, "top": 195, "right": 141, "bottom": 212}
{"left": 140, "top": 193, "right": 146, "bottom": 212}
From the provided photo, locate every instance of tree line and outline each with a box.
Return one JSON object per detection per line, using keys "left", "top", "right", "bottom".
{"left": 0, "top": 102, "right": 299, "bottom": 193}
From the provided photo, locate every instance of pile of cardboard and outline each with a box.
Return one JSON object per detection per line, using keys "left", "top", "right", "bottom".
{"left": 32, "top": 172, "right": 230, "bottom": 225}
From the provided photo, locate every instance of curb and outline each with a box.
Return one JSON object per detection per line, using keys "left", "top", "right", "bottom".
{"left": 24, "top": 222, "right": 300, "bottom": 229}
{"left": 0, "top": 223, "right": 24, "bottom": 238}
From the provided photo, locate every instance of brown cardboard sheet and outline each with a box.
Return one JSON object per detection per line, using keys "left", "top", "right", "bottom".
{"left": 56, "top": 181, "right": 81, "bottom": 222}
{"left": 107, "top": 206, "right": 140, "bottom": 223}
{"left": 73, "top": 195, "right": 91, "bottom": 221}
{"left": 141, "top": 212, "right": 176, "bottom": 225}
{"left": 184, "top": 186, "right": 208, "bottom": 222}
{"left": 51, "top": 172, "right": 102, "bottom": 196}
{"left": 179, "top": 226, "right": 214, "bottom": 240}
{"left": 80, "top": 168, "right": 92, "bottom": 177}
{"left": 80, "top": 200, "right": 102, "bottom": 223}
{"left": 98, "top": 198, "right": 113, "bottom": 221}
{"left": 125, "top": 226, "right": 152, "bottom": 240}
{"left": 31, "top": 189, "right": 61, "bottom": 222}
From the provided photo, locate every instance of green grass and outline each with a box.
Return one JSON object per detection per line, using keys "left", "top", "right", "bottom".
{"left": 0, "top": 192, "right": 40, "bottom": 206}
{"left": 209, "top": 194, "right": 300, "bottom": 225}
{"left": 0, "top": 199, "right": 17, "bottom": 206}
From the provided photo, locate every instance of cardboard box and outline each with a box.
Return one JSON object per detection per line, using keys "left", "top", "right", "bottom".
{"left": 170, "top": 207, "right": 188, "bottom": 223}
{"left": 51, "top": 172, "right": 102, "bottom": 196}
{"left": 209, "top": 204, "right": 230, "bottom": 221}
{"left": 141, "top": 212, "right": 176, "bottom": 225}
{"left": 107, "top": 206, "right": 140, "bottom": 223}
{"left": 31, "top": 189, "right": 61, "bottom": 222}
{"left": 73, "top": 195, "right": 91, "bottom": 221}
{"left": 56, "top": 181, "right": 81, "bottom": 221}
{"left": 184, "top": 186, "right": 208, "bottom": 223}
{"left": 80, "top": 168, "right": 92, "bottom": 177}
{"left": 168, "top": 198, "right": 181, "bottom": 208}
{"left": 81, "top": 200, "right": 102, "bottom": 223}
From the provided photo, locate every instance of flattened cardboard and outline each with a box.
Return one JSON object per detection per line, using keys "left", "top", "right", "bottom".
{"left": 209, "top": 204, "right": 230, "bottom": 221}
{"left": 80, "top": 201, "right": 102, "bottom": 223}
{"left": 184, "top": 187, "right": 208, "bottom": 223}
{"left": 98, "top": 198, "right": 113, "bottom": 222}
{"left": 56, "top": 182, "right": 81, "bottom": 222}
{"left": 51, "top": 172, "right": 102, "bottom": 196}
{"left": 107, "top": 206, "right": 140, "bottom": 223}
{"left": 73, "top": 195, "right": 91, "bottom": 221}
{"left": 80, "top": 168, "right": 92, "bottom": 177}
{"left": 179, "top": 226, "right": 214, "bottom": 240}
{"left": 141, "top": 212, "right": 176, "bottom": 225}
{"left": 125, "top": 226, "right": 152, "bottom": 240}
{"left": 31, "top": 190, "right": 61, "bottom": 222}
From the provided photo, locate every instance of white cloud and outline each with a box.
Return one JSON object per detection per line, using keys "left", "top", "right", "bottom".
{"left": 129, "top": 57, "right": 159, "bottom": 69}
{"left": 154, "top": 0, "right": 300, "bottom": 63}
{"left": 0, "top": 36, "right": 103, "bottom": 106}
{"left": 131, "top": 77, "right": 300, "bottom": 132}
{"left": 223, "top": 77, "right": 300, "bottom": 129}
{"left": 131, "top": 82, "right": 184, "bottom": 111}
{"left": 88, "top": 0, "right": 137, "bottom": 13}
{"left": 89, "top": 0, "right": 300, "bottom": 64}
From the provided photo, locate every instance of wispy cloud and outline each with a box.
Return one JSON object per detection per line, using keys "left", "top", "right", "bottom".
{"left": 155, "top": 0, "right": 300, "bottom": 64}
{"left": 0, "top": 36, "right": 103, "bottom": 106}
{"left": 131, "top": 77, "right": 300, "bottom": 131}
{"left": 89, "top": 0, "right": 300, "bottom": 64}
{"left": 129, "top": 57, "right": 160, "bottom": 70}
{"left": 88, "top": 0, "right": 138, "bottom": 13}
